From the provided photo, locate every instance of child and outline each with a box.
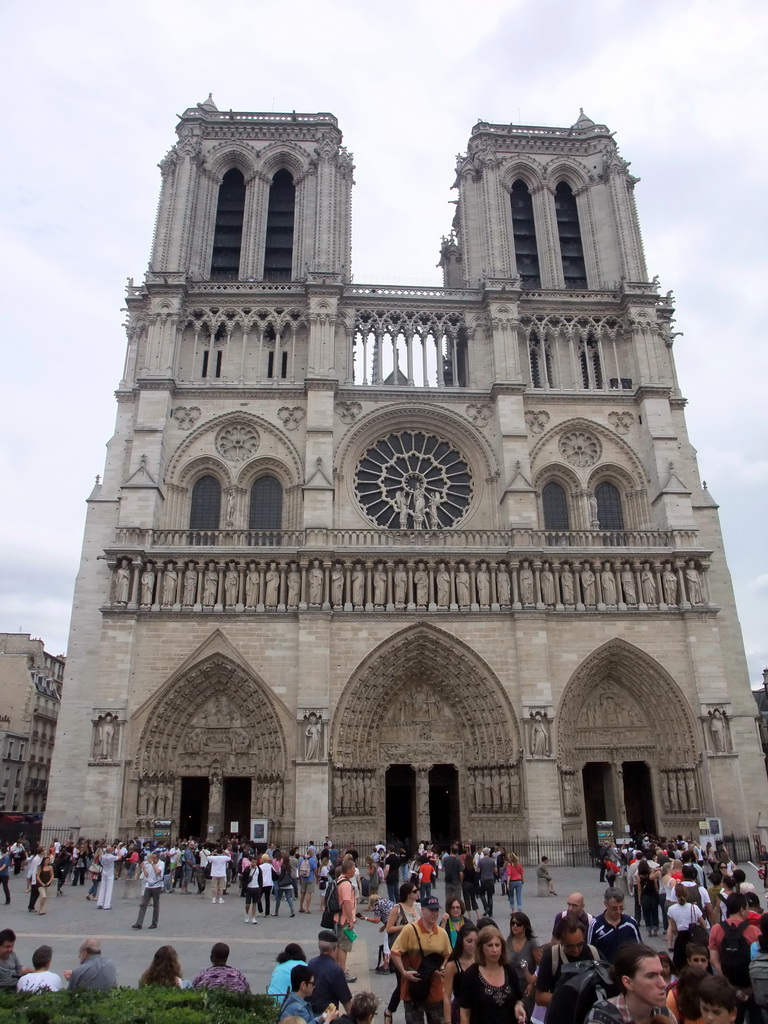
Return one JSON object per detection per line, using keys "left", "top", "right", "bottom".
{"left": 698, "top": 974, "right": 737, "bottom": 1024}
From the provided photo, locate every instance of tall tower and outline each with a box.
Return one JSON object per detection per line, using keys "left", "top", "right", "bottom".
{"left": 46, "top": 101, "right": 761, "bottom": 848}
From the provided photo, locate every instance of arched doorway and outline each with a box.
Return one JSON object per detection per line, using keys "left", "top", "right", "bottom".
{"left": 330, "top": 624, "right": 523, "bottom": 845}
{"left": 133, "top": 650, "right": 288, "bottom": 838}
{"left": 557, "top": 640, "right": 701, "bottom": 845}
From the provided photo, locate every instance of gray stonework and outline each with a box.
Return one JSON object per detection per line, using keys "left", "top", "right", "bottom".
{"left": 45, "top": 101, "right": 763, "bottom": 844}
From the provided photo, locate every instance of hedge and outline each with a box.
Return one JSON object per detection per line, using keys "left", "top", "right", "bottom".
{"left": 0, "top": 986, "right": 279, "bottom": 1024}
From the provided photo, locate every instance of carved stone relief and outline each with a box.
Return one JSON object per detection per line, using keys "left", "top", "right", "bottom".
{"left": 300, "top": 709, "right": 327, "bottom": 761}
{"left": 215, "top": 423, "right": 260, "bottom": 461}
{"left": 277, "top": 406, "right": 306, "bottom": 431}
{"left": 524, "top": 410, "right": 550, "bottom": 434}
{"left": 608, "top": 411, "right": 634, "bottom": 435}
{"left": 172, "top": 406, "right": 201, "bottom": 430}
{"left": 705, "top": 707, "right": 731, "bottom": 754}
{"left": 335, "top": 400, "right": 362, "bottom": 424}
{"left": 527, "top": 710, "right": 552, "bottom": 757}
{"left": 466, "top": 403, "right": 491, "bottom": 426}
{"left": 559, "top": 430, "right": 602, "bottom": 467}
{"left": 91, "top": 712, "right": 120, "bottom": 762}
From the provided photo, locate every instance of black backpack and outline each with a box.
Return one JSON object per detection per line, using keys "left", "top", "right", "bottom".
{"left": 720, "top": 920, "right": 752, "bottom": 988}
{"left": 320, "top": 876, "right": 342, "bottom": 927}
{"left": 750, "top": 951, "right": 768, "bottom": 1007}
{"left": 546, "top": 960, "right": 618, "bottom": 1024}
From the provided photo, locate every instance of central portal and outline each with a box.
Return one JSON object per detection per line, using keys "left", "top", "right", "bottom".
{"left": 385, "top": 764, "right": 415, "bottom": 846}
{"left": 429, "top": 764, "right": 460, "bottom": 845}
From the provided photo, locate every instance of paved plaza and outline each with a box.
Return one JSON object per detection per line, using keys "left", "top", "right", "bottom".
{"left": 4, "top": 861, "right": 762, "bottom": 1002}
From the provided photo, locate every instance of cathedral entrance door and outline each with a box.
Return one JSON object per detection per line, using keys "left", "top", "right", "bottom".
{"left": 386, "top": 764, "right": 415, "bottom": 846}
{"left": 582, "top": 762, "right": 611, "bottom": 848}
{"left": 622, "top": 762, "right": 656, "bottom": 836}
{"left": 224, "top": 777, "right": 251, "bottom": 835}
{"left": 179, "top": 777, "right": 210, "bottom": 839}
{"left": 429, "top": 764, "right": 460, "bottom": 845}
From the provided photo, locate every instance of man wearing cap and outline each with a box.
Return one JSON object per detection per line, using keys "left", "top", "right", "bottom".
{"left": 307, "top": 930, "right": 352, "bottom": 1017}
{"left": 390, "top": 895, "right": 451, "bottom": 1024}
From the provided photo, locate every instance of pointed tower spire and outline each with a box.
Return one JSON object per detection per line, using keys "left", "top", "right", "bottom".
{"left": 199, "top": 93, "right": 218, "bottom": 112}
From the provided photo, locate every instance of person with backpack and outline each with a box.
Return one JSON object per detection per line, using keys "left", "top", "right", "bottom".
{"left": 748, "top": 912, "right": 768, "bottom": 1013}
{"left": 708, "top": 893, "right": 760, "bottom": 1014}
{"left": 668, "top": 883, "right": 708, "bottom": 970}
{"left": 585, "top": 943, "right": 667, "bottom": 1024}
{"left": 299, "top": 847, "right": 318, "bottom": 914}
{"left": 536, "top": 918, "right": 602, "bottom": 1013}
{"left": 274, "top": 850, "right": 297, "bottom": 917}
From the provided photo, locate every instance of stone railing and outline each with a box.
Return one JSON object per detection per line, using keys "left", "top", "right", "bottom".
{"left": 105, "top": 552, "right": 712, "bottom": 615}
{"left": 113, "top": 526, "right": 699, "bottom": 551}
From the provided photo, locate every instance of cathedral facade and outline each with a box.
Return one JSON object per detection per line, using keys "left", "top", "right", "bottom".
{"left": 45, "top": 98, "right": 762, "bottom": 847}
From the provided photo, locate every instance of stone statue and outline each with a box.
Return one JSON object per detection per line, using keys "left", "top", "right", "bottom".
{"left": 601, "top": 563, "right": 617, "bottom": 605}
{"left": 497, "top": 565, "right": 510, "bottom": 605}
{"left": 412, "top": 481, "right": 426, "bottom": 529}
{"left": 331, "top": 563, "right": 344, "bottom": 606}
{"left": 562, "top": 775, "right": 579, "bottom": 815}
{"left": 183, "top": 562, "right": 198, "bottom": 605}
{"left": 621, "top": 565, "right": 636, "bottom": 605}
{"left": 203, "top": 562, "right": 218, "bottom": 606}
{"left": 94, "top": 714, "right": 116, "bottom": 759}
{"left": 225, "top": 562, "right": 238, "bottom": 606}
{"left": 662, "top": 564, "right": 677, "bottom": 605}
{"left": 455, "top": 563, "right": 470, "bottom": 606}
{"left": 709, "top": 708, "right": 728, "bottom": 752}
{"left": 589, "top": 493, "right": 600, "bottom": 526}
{"left": 115, "top": 559, "right": 131, "bottom": 603}
{"left": 510, "top": 768, "right": 520, "bottom": 810}
{"left": 426, "top": 490, "right": 443, "bottom": 530}
{"left": 436, "top": 563, "right": 450, "bottom": 607}
{"left": 540, "top": 563, "right": 555, "bottom": 605}
{"left": 519, "top": 561, "right": 534, "bottom": 605}
{"left": 351, "top": 564, "right": 365, "bottom": 606}
{"left": 394, "top": 565, "right": 407, "bottom": 605}
{"left": 225, "top": 487, "right": 236, "bottom": 527}
{"left": 499, "top": 771, "right": 510, "bottom": 809}
{"left": 264, "top": 562, "right": 279, "bottom": 607}
{"left": 476, "top": 562, "right": 490, "bottom": 605}
{"left": 685, "top": 562, "right": 703, "bottom": 604}
{"left": 304, "top": 714, "right": 322, "bottom": 760}
{"left": 666, "top": 772, "right": 676, "bottom": 811}
{"left": 394, "top": 488, "right": 410, "bottom": 529}
{"left": 490, "top": 769, "right": 501, "bottom": 810}
{"left": 373, "top": 563, "right": 387, "bottom": 605}
{"left": 473, "top": 771, "right": 483, "bottom": 811}
{"left": 308, "top": 560, "right": 323, "bottom": 605}
{"left": 560, "top": 565, "right": 574, "bottom": 605}
{"left": 641, "top": 564, "right": 656, "bottom": 604}
{"left": 245, "top": 562, "right": 259, "bottom": 607}
{"left": 676, "top": 772, "right": 688, "bottom": 811}
{"left": 530, "top": 712, "right": 550, "bottom": 756}
{"left": 287, "top": 564, "right": 300, "bottom": 607}
{"left": 333, "top": 773, "right": 343, "bottom": 814}
{"left": 162, "top": 562, "right": 178, "bottom": 605}
{"left": 581, "top": 564, "right": 596, "bottom": 605}
{"left": 483, "top": 769, "right": 492, "bottom": 808}
{"left": 140, "top": 564, "right": 155, "bottom": 605}
{"left": 414, "top": 563, "right": 429, "bottom": 606}
{"left": 685, "top": 771, "right": 697, "bottom": 810}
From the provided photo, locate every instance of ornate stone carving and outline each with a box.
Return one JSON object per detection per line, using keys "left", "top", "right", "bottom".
{"left": 301, "top": 709, "right": 326, "bottom": 761}
{"left": 559, "top": 430, "right": 602, "bottom": 467}
{"left": 336, "top": 400, "right": 362, "bottom": 424}
{"left": 468, "top": 765, "right": 521, "bottom": 813}
{"left": 528, "top": 711, "right": 551, "bottom": 757}
{"left": 92, "top": 712, "right": 120, "bottom": 761}
{"left": 172, "top": 406, "right": 201, "bottom": 430}
{"left": 355, "top": 431, "right": 472, "bottom": 529}
{"left": 115, "top": 558, "right": 131, "bottom": 604}
{"left": 466, "top": 403, "right": 491, "bottom": 427}
{"left": 215, "top": 423, "right": 260, "bottom": 461}
{"left": 608, "top": 411, "right": 634, "bottom": 435}
{"left": 524, "top": 410, "right": 550, "bottom": 434}
{"left": 560, "top": 769, "right": 580, "bottom": 816}
{"left": 707, "top": 707, "right": 730, "bottom": 753}
{"left": 277, "top": 406, "right": 306, "bottom": 431}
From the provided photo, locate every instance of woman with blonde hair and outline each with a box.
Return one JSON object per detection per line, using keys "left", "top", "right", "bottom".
{"left": 259, "top": 851, "right": 274, "bottom": 917}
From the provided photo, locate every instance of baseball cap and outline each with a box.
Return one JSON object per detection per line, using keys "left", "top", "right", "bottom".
{"left": 420, "top": 896, "right": 440, "bottom": 910}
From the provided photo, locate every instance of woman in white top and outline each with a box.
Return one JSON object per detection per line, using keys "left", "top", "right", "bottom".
{"left": 667, "top": 883, "right": 705, "bottom": 969}
{"left": 258, "top": 852, "right": 274, "bottom": 917}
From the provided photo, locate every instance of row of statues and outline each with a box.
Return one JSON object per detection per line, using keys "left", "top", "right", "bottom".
{"left": 660, "top": 769, "right": 699, "bottom": 812}
{"left": 137, "top": 773, "right": 174, "bottom": 818}
{"left": 112, "top": 555, "right": 709, "bottom": 611}
{"left": 467, "top": 766, "right": 521, "bottom": 813}
{"left": 332, "top": 769, "right": 375, "bottom": 816}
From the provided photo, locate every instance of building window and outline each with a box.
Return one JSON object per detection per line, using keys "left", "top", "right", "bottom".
{"left": 579, "top": 334, "right": 603, "bottom": 389}
{"left": 542, "top": 482, "right": 570, "bottom": 530}
{"left": 249, "top": 477, "right": 283, "bottom": 531}
{"left": 595, "top": 482, "right": 624, "bottom": 531}
{"left": 264, "top": 169, "right": 295, "bottom": 281}
{"left": 211, "top": 168, "right": 246, "bottom": 281}
{"left": 529, "top": 333, "right": 554, "bottom": 389}
{"left": 190, "top": 476, "right": 222, "bottom": 529}
{"left": 554, "top": 182, "right": 587, "bottom": 289}
{"left": 510, "top": 180, "right": 540, "bottom": 288}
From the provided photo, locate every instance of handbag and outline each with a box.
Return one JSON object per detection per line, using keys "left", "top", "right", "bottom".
{"left": 407, "top": 923, "right": 444, "bottom": 1003}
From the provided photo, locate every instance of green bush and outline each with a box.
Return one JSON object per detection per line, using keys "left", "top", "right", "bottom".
{"left": 0, "top": 987, "right": 278, "bottom": 1024}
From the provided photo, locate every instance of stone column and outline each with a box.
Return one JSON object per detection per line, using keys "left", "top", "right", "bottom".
{"left": 414, "top": 763, "right": 433, "bottom": 843}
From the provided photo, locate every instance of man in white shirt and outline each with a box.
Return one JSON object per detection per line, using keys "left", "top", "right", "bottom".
{"left": 25, "top": 850, "right": 42, "bottom": 895}
{"left": 97, "top": 846, "right": 119, "bottom": 910}
{"left": 131, "top": 853, "right": 164, "bottom": 929}
{"left": 17, "top": 945, "right": 63, "bottom": 992}
{"left": 207, "top": 848, "right": 231, "bottom": 903}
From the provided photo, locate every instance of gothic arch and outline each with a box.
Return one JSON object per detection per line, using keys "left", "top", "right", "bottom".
{"left": 556, "top": 639, "right": 698, "bottom": 770}
{"left": 205, "top": 141, "right": 261, "bottom": 181}
{"left": 529, "top": 416, "right": 649, "bottom": 485}
{"left": 544, "top": 159, "right": 591, "bottom": 192}
{"left": 330, "top": 623, "right": 521, "bottom": 767}
{"left": 258, "top": 142, "right": 313, "bottom": 181}
{"left": 500, "top": 158, "right": 547, "bottom": 192}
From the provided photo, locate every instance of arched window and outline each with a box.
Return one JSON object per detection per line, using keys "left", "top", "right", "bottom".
{"left": 595, "top": 482, "right": 624, "bottom": 531}
{"left": 211, "top": 169, "right": 245, "bottom": 281}
{"left": 554, "top": 181, "right": 587, "bottom": 289}
{"left": 579, "top": 333, "right": 603, "bottom": 389}
{"left": 543, "top": 482, "right": 570, "bottom": 530}
{"left": 190, "top": 475, "right": 222, "bottom": 529}
{"left": 249, "top": 476, "right": 283, "bottom": 531}
{"left": 510, "top": 180, "right": 540, "bottom": 288}
{"left": 264, "top": 169, "right": 295, "bottom": 281}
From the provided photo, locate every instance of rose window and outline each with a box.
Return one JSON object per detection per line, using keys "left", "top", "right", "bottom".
{"left": 558, "top": 430, "right": 601, "bottom": 467}
{"left": 215, "top": 424, "right": 260, "bottom": 462}
{"left": 355, "top": 431, "right": 473, "bottom": 529}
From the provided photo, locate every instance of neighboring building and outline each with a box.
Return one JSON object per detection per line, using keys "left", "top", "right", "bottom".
{"left": 0, "top": 634, "right": 64, "bottom": 813}
{"left": 45, "top": 98, "right": 763, "bottom": 845}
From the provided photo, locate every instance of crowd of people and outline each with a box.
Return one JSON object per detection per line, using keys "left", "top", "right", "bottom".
{"left": 2, "top": 833, "right": 768, "bottom": 1024}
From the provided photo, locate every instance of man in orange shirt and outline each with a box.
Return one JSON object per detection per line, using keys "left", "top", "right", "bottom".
{"left": 391, "top": 896, "right": 451, "bottom": 1024}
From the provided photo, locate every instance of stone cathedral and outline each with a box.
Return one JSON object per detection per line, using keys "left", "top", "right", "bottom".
{"left": 45, "top": 97, "right": 763, "bottom": 847}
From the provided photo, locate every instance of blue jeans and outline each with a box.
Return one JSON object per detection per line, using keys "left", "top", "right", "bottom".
{"left": 274, "top": 885, "right": 295, "bottom": 915}
{"left": 419, "top": 882, "right": 432, "bottom": 901}
{"left": 508, "top": 879, "right": 523, "bottom": 909}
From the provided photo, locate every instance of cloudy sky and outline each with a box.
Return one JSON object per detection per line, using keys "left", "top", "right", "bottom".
{"left": 1, "top": 0, "right": 766, "bottom": 684}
